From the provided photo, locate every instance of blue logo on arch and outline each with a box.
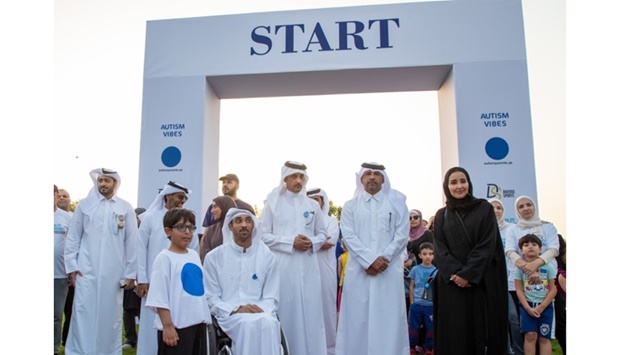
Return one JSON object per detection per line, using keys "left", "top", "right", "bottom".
{"left": 161, "top": 146, "right": 182, "bottom": 167}
{"left": 485, "top": 137, "right": 509, "bottom": 160}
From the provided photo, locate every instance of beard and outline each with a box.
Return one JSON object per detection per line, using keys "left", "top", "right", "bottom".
{"left": 222, "top": 186, "right": 238, "bottom": 196}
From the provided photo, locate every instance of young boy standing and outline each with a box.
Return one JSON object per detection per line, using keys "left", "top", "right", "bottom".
{"left": 145, "top": 208, "right": 211, "bottom": 354}
{"left": 407, "top": 242, "right": 436, "bottom": 355}
{"left": 514, "top": 234, "right": 557, "bottom": 355}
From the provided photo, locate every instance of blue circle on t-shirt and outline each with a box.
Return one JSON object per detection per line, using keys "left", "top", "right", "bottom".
{"left": 161, "top": 146, "right": 182, "bottom": 167}
{"left": 485, "top": 137, "right": 509, "bottom": 160}
{"left": 181, "top": 263, "right": 205, "bottom": 296}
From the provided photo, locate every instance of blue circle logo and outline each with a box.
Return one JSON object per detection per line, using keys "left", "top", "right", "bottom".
{"left": 181, "top": 263, "right": 205, "bottom": 296}
{"left": 161, "top": 146, "right": 182, "bottom": 167}
{"left": 485, "top": 137, "right": 509, "bottom": 160}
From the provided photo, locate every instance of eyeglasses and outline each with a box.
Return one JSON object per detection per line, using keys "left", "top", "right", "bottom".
{"left": 410, "top": 215, "right": 420, "bottom": 221}
{"left": 172, "top": 223, "right": 196, "bottom": 233}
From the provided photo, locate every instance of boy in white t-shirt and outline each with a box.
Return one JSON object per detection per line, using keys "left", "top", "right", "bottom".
{"left": 145, "top": 208, "right": 211, "bottom": 354}
{"left": 514, "top": 234, "right": 557, "bottom": 355}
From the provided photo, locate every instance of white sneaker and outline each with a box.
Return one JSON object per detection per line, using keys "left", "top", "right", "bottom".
{"left": 122, "top": 343, "right": 134, "bottom": 350}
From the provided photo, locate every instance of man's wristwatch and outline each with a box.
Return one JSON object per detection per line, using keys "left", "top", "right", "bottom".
{"left": 230, "top": 305, "right": 240, "bottom": 315}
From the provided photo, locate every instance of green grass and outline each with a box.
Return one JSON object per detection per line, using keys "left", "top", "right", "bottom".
{"left": 57, "top": 315, "right": 137, "bottom": 355}
{"left": 57, "top": 316, "right": 563, "bottom": 355}
{"left": 551, "top": 339, "right": 563, "bottom": 354}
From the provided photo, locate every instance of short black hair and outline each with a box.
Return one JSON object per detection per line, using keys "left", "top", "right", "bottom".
{"left": 419, "top": 242, "right": 434, "bottom": 252}
{"left": 518, "top": 234, "right": 542, "bottom": 249}
{"left": 163, "top": 208, "right": 196, "bottom": 229}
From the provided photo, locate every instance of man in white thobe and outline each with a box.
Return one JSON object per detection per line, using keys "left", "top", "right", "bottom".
{"left": 261, "top": 161, "right": 328, "bottom": 355}
{"left": 135, "top": 181, "right": 198, "bottom": 355}
{"left": 307, "top": 187, "right": 339, "bottom": 355}
{"left": 335, "top": 162, "right": 409, "bottom": 355}
{"left": 64, "top": 168, "right": 138, "bottom": 355}
{"left": 204, "top": 208, "right": 281, "bottom": 355}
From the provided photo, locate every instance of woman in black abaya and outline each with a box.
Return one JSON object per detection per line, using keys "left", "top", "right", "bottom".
{"left": 432, "top": 167, "right": 508, "bottom": 355}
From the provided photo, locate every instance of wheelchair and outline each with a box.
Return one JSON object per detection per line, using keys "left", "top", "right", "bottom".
{"left": 206, "top": 314, "right": 290, "bottom": 355}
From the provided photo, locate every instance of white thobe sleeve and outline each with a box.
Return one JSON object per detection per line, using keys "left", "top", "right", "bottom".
{"left": 260, "top": 203, "right": 295, "bottom": 253}
{"left": 204, "top": 252, "right": 237, "bottom": 318}
{"left": 381, "top": 204, "right": 409, "bottom": 264}
{"left": 340, "top": 200, "right": 377, "bottom": 269}
{"left": 326, "top": 217, "right": 341, "bottom": 244}
{"left": 64, "top": 205, "right": 84, "bottom": 274}
{"left": 137, "top": 216, "right": 151, "bottom": 283}
{"left": 254, "top": 254, "right": 279, "bottom": 315}
{"left": 123, "top": 206, "right": 139, "bottom": 280}
{"left": 308, "top": 207, "right": 328, "bottom": 253}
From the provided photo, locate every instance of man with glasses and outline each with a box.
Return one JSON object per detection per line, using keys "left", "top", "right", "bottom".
{"left": 64, "top": 168, "right": 139, "bottom": 355}
{"left": 135, "top": 181, "right": 197, "bottom": 355}
{"left": 261, "top": 161, "right": 329, "bottom": 355}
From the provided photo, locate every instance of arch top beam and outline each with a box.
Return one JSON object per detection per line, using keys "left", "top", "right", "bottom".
{"left": 139, "top": 0, "right": 537, "bottom": 225}
{"left": 144, "top": 1, "right": 527, "bottom": 79}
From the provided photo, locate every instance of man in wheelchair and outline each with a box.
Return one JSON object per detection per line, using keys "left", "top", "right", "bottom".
{"left": 203, "top": 208, "right": 281, "bottom": 355}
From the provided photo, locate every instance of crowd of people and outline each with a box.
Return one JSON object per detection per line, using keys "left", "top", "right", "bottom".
{"left": 53, "top": 163, "right": 566, "bottom": 355}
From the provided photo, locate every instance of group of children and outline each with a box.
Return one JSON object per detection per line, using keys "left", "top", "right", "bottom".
{"left": 405, "top": 235, "right": 558, "bottom": 355}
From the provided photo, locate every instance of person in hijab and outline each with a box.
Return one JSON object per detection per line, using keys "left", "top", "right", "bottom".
{"left": 135, "top": 181, "right": 196, "bottom": 355}
{"left": 199, "top": 195, "right": 238, "bottom": 262}
{"left": 260, "top": 160, "right": 328, "bottom": 355}
{"left": 335, "top": 162, "right": 409, "bottom": 355}
{"left": 404, "top": 209, "right": 434, "bottom": 355}
{"left": 488, "top": 198, "right": 523, "bottom": 355}
{"left": 431, "top": 167, "right": 508, "bottom": 355}
{"left": 504, "top": 195, "right": 560, "bottom": 354}
{"left": 307, "top": 187, "right": 339, "bottom": 355}
{"left": 405, "top": 209, "right": 434, "bottom": 267}
{"left": 505, "top": 195, "right": 560, "bottom": 285}
{"left": 64, "top": 168, "right": 139, "bottom": 355}
{"left": 204, "top": 208, "right": 281, "bottom": 355}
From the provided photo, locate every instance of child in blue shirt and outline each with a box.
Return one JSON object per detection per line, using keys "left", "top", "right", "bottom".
{"left": 514, "top": 234, "right": 557, "bottom": 355}
{"left": 407, "top": 242, "right": 436, "bottom": 355}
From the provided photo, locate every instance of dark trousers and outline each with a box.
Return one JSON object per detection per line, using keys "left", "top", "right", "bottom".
{"left": 157, "top": 323, "right": 207, "bottom": 355}
{"left": 554, "top": 293, "right": 566, "bottom": 354}
{"left": 62, "top": 285, "right": 74, "bottom": 346}
{"left": 123, "top": 289, "right": 141, "bottom": 345}
{"left": 123, "top": 308, "right": 140, "bottom": 345}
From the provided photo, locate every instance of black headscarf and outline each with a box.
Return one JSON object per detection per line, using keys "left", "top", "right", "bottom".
{"left": 442, "top": 167, "right": 483, "bottom": 212}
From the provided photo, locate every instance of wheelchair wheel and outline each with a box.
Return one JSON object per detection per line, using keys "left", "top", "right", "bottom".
{"left": 280, "top": 326, "right": 290, "bottom": 355}
{"left": 206, "top": 323, "right": 218, "bottom": 355}
{"left": 218, "top": 344, "right": 232, "bottom": 355}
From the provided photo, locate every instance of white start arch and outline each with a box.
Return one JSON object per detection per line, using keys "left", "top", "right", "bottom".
{"left": 138, "top": 0, "right": 536, "bottom": 222}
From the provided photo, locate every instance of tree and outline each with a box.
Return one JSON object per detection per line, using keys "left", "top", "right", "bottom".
{"left": 69, "top": 200, "right": 79, "bottom": 213}
{"left": 328, "top": 200, "right": 342, "bottom": 222}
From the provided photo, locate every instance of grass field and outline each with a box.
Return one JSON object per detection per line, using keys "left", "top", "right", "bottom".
{"left": 57, "top": 330, "right": 562, "bottom": 355}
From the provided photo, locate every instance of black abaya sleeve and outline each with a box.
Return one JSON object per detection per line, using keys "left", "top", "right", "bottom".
{"left": 456, "top": 203, "right": 501, "bottom": 285}
{"left": 432, "top": 207, "right": 464, "bottom": 282}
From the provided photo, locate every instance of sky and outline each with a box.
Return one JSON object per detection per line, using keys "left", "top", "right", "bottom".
{"left": 52, "top": 0, "right": 566, "bottom": 233}
{"left": 4, "top": 0, "right": 619, "bottom": 353}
